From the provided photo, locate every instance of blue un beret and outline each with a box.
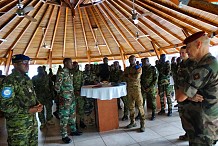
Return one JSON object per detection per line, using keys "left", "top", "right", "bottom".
{"left": 12, "top": 54, "right": 31, "bottom": 63}
{"left": 183, "top": 31, "right": 205, "bottom": 44}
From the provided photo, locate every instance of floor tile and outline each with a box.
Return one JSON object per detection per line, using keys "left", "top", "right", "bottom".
{"left": 74, "top": 137, "right": 106, "bottom": 146}
{"left": 139, "top": 137, "right": 176, "bottom": 146}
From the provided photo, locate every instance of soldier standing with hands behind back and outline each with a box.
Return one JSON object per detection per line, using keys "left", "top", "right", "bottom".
{"left": 0, "top": 54, "right": 43, "bottom": 146}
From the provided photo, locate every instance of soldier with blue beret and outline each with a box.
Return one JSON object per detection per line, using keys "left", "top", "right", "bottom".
{"left": 0, "top": 54, "right": 43, "bottom": 146}
{"left": 176, "top": 31, "right": 218, "bottom": 146}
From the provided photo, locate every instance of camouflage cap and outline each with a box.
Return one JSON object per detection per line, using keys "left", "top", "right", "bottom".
{"left": 12, "top": 54, "right": 31, "bottom": 63}
{"left": 183, "top": 31, "right": 205, "bottom": 44}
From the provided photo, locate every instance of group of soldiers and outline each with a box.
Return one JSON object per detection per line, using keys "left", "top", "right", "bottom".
{"left": 0, "top": 31, "right": 217, "bottom": 146}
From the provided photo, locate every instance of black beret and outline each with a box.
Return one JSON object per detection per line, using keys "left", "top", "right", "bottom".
{"left": 12, "top": 54, "right": 30, "bottom": 63}
{"left": 160, "top": 54, "right": 166, "bottom": 58}
{"left": 183, "top": 31, "right": 205, "bottom": 44}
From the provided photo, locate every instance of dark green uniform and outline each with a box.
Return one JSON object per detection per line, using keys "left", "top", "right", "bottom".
{"left": 55, "top": 68, "right": 76, "bottom": 138}
{"left": 182, "top": 53, "right": 218, "bottom": 146}
{"left": 141, "top": 64, "right": 158, "bottom": 114}
{"left": 32, "top": 74, "right": 53, "bottom": 124}
{"left": 0, "top": 70, "right": 39, "bottom": 146}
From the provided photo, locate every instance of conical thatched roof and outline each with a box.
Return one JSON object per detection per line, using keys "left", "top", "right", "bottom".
{"left": 0, "top": 0, "right": 218, "bottom": 65}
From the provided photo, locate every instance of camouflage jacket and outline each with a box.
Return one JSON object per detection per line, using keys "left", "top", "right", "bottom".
{"left": 141, "top": 65, "right": 158, "bottom": 90}
{"left": 156, "top": 61, "right": 171, "bottom": 85}
{"left": 109, "top": 69, "right": 123, "bottom": 83}
{"left": 83, "top": 70, "right": 98, "bottom": 85}
{"left": 124, "top": 65, "right": 142, "bottom": 89}
{"left": 175, "top": 58, "right": 196, "bottom": 89}
{"left": 72, "top": 70, "right": 83, "bottom": 91}
{"left": 183, "top": 53, "right": 218, "bottom": 140}
{"left": 32, "top": 74, "right": 51, "bottom": 98}
{"left": 0, "top": 70, "right": 38, "bottom": 118}
{"left": 55, "top": 68, "right": 74, "bottom": 95}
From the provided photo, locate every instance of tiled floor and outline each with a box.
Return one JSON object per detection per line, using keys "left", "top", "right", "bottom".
{"left": 0, "top": 107, "right": 217, "bottom": 146}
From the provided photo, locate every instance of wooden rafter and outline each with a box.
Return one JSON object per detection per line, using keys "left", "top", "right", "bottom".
{"left": 118, "top": 0, "right": 184, "bottom": 42}
{"left": 35, "top": 6, "right": 55, "bottom": 58}
{"left": 88, "top": 7, "right": 112, "bottom": 55}
{"left": 78, "top": 6, "right": 92, "bottom": 61}
{"left": 98, "top": 4, "right": 138, "bottom": 55}
{"left": 136, "top": 1, "right": 215, "bottom": 33}
{"left": 151, "top": 41, "right": 160, "bottom": 59}
{"left": 155, "top": 0, "right": 218, "bottom": 27}
{"left": 63, "top": 7, "right": 68, "bottom": 57}
{"left": 93, "top": 6, "right": 126, "bottom": 67}
{"left": 83, "top": 8, "right": 100, "bottom": 54}
{"left": 115, "top": 0, "right": 173, "bottom": 46}
{"left": 73, "top": 17, "right": 78, "bottom": 59}
{"left": 0, "top": 0, "right": 34, "bottom": 31}
{"left": 50, "top": 7, "right": 61, "bottom": 51}
{"left": 4, "top": 1, "right": 42, "bottom": 57}
{"left": 103, "top": 2, "right": 149, "bottom": 53}
{"left": 23, "top": 5, "right": 50, "bottom": 54}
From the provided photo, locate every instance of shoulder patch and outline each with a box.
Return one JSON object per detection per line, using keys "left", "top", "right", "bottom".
{"left": 1, "top": 87, "right": 13, "bottom": 99}
{"left": 193, "top": 73, "right": 200, "bottom": 80}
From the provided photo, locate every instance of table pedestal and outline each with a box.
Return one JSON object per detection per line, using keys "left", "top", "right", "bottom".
{"left": 95, "top": 98, "right": 119, "bottom": 132}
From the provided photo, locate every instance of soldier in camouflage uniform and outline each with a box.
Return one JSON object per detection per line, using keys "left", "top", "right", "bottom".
{"left": 83, "top": 64, "right": 98, "bottom": 85}
{"left": 72, "top": 61, "right": 87, "bottom": 129}
{"left": 156, "top": 54, "right": 172, "bottom": 116}
{"left": 141, "top": 58, "right": 158, "bottom": 120}
{"left": 0, "top": 54, "right": 43, "bottom": 146}
{"left": 109, "top": 61, "right": 129, "bottom": 121}
{"left": 32, "top": 66, "right": 54, "bottom": 129}
{"left": 176, "top": 31, "right": 218, "bottom": 146}
{"left": 174, "top": 46, "right": 197, "bottom": 141}
{"left": 124, "top": 55, "right": 145, "bottom": 132}
{"left": 55, "top": 58, "right": 82, "bottom": 144}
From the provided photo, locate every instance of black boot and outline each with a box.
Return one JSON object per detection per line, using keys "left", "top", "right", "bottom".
{"left": 135, "top": 114, "right": 140, "bottom": 120}
{"left": 62, "top": 136, "right": 72, "bottom": 144}
{"left": 53, "top": 111, "right": 60, "bottom": 119}
{"left": 167, "top": 110, "right": 172, "bottom": 117}
{"left": 158, "top": 110, "right": 165, "bottom": 115}
{"left": 122, "top": 115, "right": 128, "bottom": 121}
{"left": 150, "top": 112, "right": 155, "bottom": 121}
{"left": 80, "top": 121, "right": 87, "bottom": 129}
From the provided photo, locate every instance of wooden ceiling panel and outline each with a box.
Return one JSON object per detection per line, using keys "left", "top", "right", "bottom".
{"left": 0, "top": 0, "right": 217, "bottom": 64}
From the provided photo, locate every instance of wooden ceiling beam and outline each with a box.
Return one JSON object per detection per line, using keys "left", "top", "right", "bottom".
{"left": 73, "top": 17, "right": 77, "bottom": 60}
{"left": 0, "top": 0, "right": 17, "bottom": 16}
{"left": 4, "top": 1, "right": 43, "bottom": 57}
{"left": 136, "top": 1, "right": 214, "bottom": 34}
{"left": 78, "top": 6, "right": 92, "bottom": 62}
{"left": 98, "top": 4, "right": 139, "bottom": 56}
{"left": 0, "top": 0, "right": 14, "bottom": 8}
{"left": 63, "top": 7, "right": 68, "bottom": 57}
{"left": 88, "top": 7, "right": 113, "bottom": 55}
{"left": 4, "top": 50, "right": 13, "bottom": 76}
{"left": 35, "top": 6, "right": 55, "bottom": 58}
{"left": 93, "top": 6, "right": 126, "bottom": 68}
{"left": 23, "top": 5, "right": 50, "bottom": 54}
{"left": 50, "top": 7, "right": 61, "bottom": 52}
{"left": 0, "top": 0, "right": 34, "bottom": 31}
{"left": 151, "top": 41, "right": 160, "bottom": 59}
{"left": 0, "top": 0, "right": 38, "bottom": 46}
{"left": 118, "top": 0, "right": 184, "bottom": 42}
{"left": 103, "top": 2, "right": 149, "bottom": 53}
{"left": 155, "top": 0, "right": 218, "bottom": 27}
{"left": 83, "top": 8, "right": 99, "bottom": 54}
{"left": 115, "top": 0, "right": 173, "bottom": 46}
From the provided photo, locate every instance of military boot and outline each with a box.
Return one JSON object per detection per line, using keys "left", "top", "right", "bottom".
{"left": 135, "top": 114, "right": 140, "bottom": 120}
{"left": 126, "top": 121, "right": 137, "bottom": 128}
{"left": 140, "top": 121, "right": 145, "bottom": 132}
{"left": 150, "top": 112, "right": 155, "bottom": 121}
{"left": 158, "top": 109, "right": 165, "bottom": 115}
{"left": 167, "top": 109, "right": 172, "bottom": 117}
{"left": 122, "top": 115, "right": 128, "bottom": 121}
{"left": 80, "top": 120, "right": 87, "bottom": 129}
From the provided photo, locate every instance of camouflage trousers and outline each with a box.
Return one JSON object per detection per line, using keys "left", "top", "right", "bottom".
{"left": 37, "top": 97, "right": 53, "bottom": 124}
{"left": 7, "top": 115, "right": 38, "bottom": 146}
{"left": 128, "top": 87, "right": 145, "bottom": 124}
{"left": 158, "top": 84, "right": 172, "bottom": 111}
{"left": 142, "top": 89, "right": 157, "bottom": 112}
{"left": 120, "top": 96, "right": 129, "bottom": 116}
{"left": 75, "top": 94, "right": 86, "bottom": 122}
{"left": 179, "top": 102, "right": 215, "bottom": 146}
{"left": 59, "top": 93, "right": 76, "bottom": 138}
